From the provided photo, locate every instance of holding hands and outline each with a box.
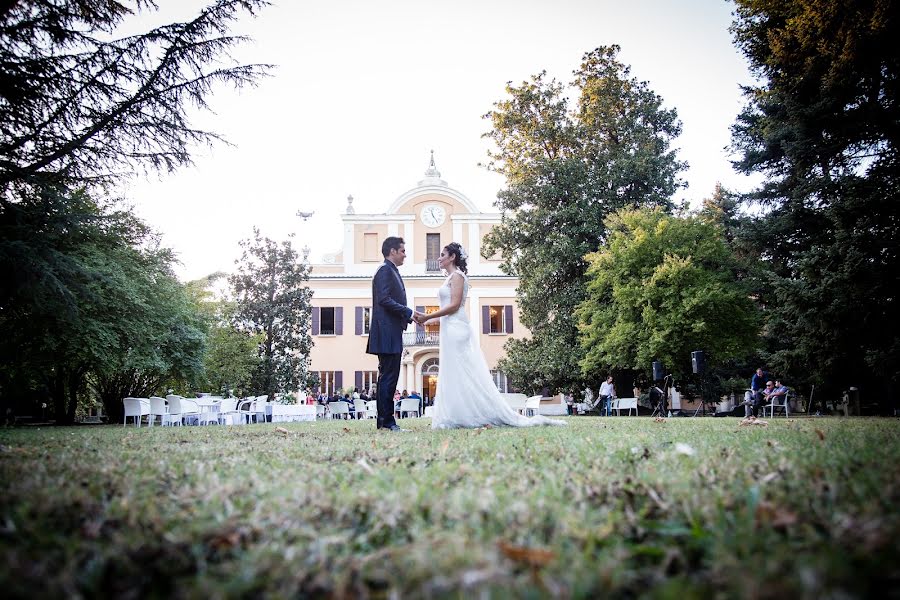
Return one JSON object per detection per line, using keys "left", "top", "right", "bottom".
{"left": 412, "top": 311, "right": 430, "bottom": 325}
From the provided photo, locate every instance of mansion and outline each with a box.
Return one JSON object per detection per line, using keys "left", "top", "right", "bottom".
{"left": 305, "top": 155, "right": 524, "bottom": 402}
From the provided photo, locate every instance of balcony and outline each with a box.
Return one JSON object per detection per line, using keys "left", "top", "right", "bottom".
{"left": 425, "top": 259, "right": 441, "bottom": 273}
{"left": 403, "top": 331, "right": 440, "bottom": 347}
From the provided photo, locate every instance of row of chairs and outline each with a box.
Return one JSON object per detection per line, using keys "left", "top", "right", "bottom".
{"left": 321, "top": 398, "right": 422, "bottom": 419}
{"left": 122, "top": 395, "right": 269, "bottom": 427}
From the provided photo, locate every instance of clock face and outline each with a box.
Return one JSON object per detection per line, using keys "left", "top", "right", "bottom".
{"left": 421, "top": 204, "right": 446, "bottom": 227}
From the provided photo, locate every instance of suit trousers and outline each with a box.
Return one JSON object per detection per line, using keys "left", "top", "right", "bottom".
{"left": 376, "top": 353, "right": 401, "bottom": 429}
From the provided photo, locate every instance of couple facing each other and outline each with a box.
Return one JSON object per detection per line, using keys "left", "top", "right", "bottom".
{"left": 366, "top": 236, "right": 565, "bottom": 431}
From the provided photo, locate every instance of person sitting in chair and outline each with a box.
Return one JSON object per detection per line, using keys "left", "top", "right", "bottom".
{"left": 763, "top": 380, "right": 788, "bottom": 411}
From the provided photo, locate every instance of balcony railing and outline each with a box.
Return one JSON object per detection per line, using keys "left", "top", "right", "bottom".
{"left": 403, "top": 331, "right": 440, "bottom": 346}
{"left": 425, "top": 259, "right": 441, "bottom": 272}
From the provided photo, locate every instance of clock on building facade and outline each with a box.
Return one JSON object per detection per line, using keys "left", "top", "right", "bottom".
{"left": 420, "top": 204, "right": 446, "bottom": 227}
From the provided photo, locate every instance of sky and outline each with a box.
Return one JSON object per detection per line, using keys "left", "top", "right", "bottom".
{"left": 124, "top": 0, "right": 760, "bottom": 282}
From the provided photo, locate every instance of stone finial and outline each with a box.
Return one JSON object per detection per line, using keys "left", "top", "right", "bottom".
{"left": 346, "top": 194, "right": 355, "bottom": 214}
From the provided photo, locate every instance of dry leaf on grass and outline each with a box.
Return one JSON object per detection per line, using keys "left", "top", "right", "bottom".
{"left": 739, "top": 416, "right": 769, "bottom": 427}
{"left": 275, "top": 427, "right": 290, "bottom": 435}
{"left": 498, "top": 541, "right": 555, "bottom": 567}
{"left": 440, "top": 438, "right": 450, "bottom": 456}
{"left": 343, "top": 427, "right": 351, "bottom": 433}
{"left": 356, "top": 457, "right": 375, "bottom": 475}
{"left": 815, "top": 428, "right": 825, "bottom": 441}
{"left": 654, "top": 416, "right": 667, "bottom": 423}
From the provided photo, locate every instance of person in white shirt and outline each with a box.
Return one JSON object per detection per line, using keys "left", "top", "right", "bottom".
{"left": 599, "top": 376, "right": 616, "bottom": 416}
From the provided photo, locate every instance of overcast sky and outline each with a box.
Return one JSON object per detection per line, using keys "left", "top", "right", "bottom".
{"left": 124, "top": 0, "right": 759, "bottom": 281}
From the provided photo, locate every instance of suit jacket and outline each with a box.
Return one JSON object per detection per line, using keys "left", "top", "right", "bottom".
{"left": 366, "top": 260, "right": 412, "bottom": 355}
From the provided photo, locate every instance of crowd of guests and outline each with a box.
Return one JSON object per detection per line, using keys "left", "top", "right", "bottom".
{"left": 742, "top": 367, "right": 789, "bottom": 416}
{"left": 300, "top": 387, "right": 426, "bottom": 419}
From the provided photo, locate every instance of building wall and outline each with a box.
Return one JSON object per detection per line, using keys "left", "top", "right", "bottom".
{"left": 303, "top": 161, "right": 524, "bottom": 397}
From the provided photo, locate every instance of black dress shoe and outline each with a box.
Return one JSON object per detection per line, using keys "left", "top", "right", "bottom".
{"left": 387, "top": 424, "right": 407, "bottom": 432}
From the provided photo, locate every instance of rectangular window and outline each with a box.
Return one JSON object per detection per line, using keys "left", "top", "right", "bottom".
{"left": 490, "top": 370, "right": 508, "bottom": 393}
{"left": 482, "top": 305, "right": 514, "bottom": 334}
{"left": 355, "top": 306, "right": 371, "bottom": 335}
{"left": 314, "top": 371, "right": 342, "bottom": 397}
{"left": 426, "top": 233, "right": 440, "bottom": 272}
{"left": 355, "top": 370, "right": 378, "bottom": 394}
{"left": 363, "top": 233, "right": 379, "bottom": 261}
{"left": 312, "top": 306, "right": 343, "bottom": 335}
{"left": 424, "top": 306, "right": 440, "bottom": 334}
{"left": 489, "top": 305, "right": 504, "bottom": 333}
{"left": 320, "top": 307, "right": 335, "bottom": 335}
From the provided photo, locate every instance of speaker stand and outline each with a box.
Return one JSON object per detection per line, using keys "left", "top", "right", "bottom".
{"left": 692, "top": 375, "right": 707, "bottom": 417}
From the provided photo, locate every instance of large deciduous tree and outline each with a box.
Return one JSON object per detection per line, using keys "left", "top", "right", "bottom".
{"left": 230, "top": 229, "right": 314, "bottom": 400}
{"left": 577, "top": 208, "right": 759, "bottom": 380}
{"left": 482, "top": 46, "right": 685, "bottom": 392}
{"left": 730, "top": 0, "right": 900, "bottom": 408}
{"left": 0, "top": 187, "right": 205, "bottom": 423}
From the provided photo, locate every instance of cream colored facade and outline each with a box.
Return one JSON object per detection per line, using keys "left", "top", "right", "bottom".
{"left": 305, "top": 156, "right": 526, "bottom": 402}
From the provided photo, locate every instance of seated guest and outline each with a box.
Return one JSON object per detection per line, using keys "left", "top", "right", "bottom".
{"left": 764, "top": 380, "right": 788, "bottom": 409}
{"left": 751, "top": 380, "right": 777, "bottom": 416}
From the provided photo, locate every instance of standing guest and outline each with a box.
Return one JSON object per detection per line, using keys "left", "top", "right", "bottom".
{"left": 599, "top": 376, "right": 616, "bottom": 416}
{"left": 750, "top": 367, "right": 769, "bottom": 406}
{"left": 305, "top": 391, "right": 315, "bottom": 405}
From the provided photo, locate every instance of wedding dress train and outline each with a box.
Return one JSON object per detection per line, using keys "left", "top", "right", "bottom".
{"left": 430, "top": 272, "right": 566, "bottom": 430}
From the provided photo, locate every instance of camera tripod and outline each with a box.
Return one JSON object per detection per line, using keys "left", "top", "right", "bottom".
{"left": 650, "top": 375, "right": 673, "bottom": 418}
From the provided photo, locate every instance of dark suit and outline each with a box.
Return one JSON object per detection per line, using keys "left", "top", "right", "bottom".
{"left": 366, "top": 260, "right": 412, "bottom": 429}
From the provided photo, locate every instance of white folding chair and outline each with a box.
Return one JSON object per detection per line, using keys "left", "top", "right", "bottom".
{"left": 365, "top": 400, "right": 378, "bottom": 419}
{"left": 217, "top": 398, "right": 243, "bottom": 425}
{"left": 122, "top": 398, "right": 149, "bottom": 427}
{"left": 353, "top": 399, "right": 367, "bottom": 419}
{"left": 180, "top": 398, "right": 201, "bottom": 425}
{"left": 398, "top": 397, "right": 420, "bottom": 418}
{"left": 148, "top": 396, "right": 170, "bottom": 426}
{"left": 164, "top": 396, "right": 185, "bottom": 426}
{"left": 329, "top": 401, "right": 350, "bottom": 419}
{"left": 252, "top": 395, "right": 269, "bottom": 423}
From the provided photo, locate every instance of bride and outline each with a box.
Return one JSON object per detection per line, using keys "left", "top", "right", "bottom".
{"left": 419, "top": 242, "right": 566, "bottom": 429}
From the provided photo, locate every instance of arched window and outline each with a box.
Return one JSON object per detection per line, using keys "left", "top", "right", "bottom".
{"left": 421, "top": 358, "right": 439, "bottom": 375}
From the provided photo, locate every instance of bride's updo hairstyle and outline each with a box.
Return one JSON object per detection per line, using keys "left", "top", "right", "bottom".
{"left": 444, "top": 242, "right": 468, "bottom": 274}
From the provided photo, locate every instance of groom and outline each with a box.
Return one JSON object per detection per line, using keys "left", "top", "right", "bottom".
{"left": 366, "top": 237, "right": 422, "bottom": 431}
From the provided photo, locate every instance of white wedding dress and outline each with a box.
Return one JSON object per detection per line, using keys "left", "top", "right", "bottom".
{"left": 431, "top": 271, "right": 566, "bottom": 429}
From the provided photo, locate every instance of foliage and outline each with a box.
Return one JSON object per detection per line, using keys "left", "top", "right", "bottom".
{"left": 230, "top": 228, "right": 314, "bottom": 399}
{"left": 577, "top": 208, "right": 760, "bottom": 380}
{"left": 0, "top": 185, "right": 206, "bottom": 422}
{"left": 202, "top": 302, "right": 263, "bottom": 398}
{"left": 729, "top": 0, "right": 900, "bottom": 407}
{"left": 1, "top": 418, "right": 897, "bottom": 597}
{"left": 482, "top": 46, "right": 685, "bottom": 393}
{"left": 0, "top": 0, "right": 270, "bottom": 190}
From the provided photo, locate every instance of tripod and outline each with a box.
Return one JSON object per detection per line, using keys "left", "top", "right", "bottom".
{"left": 650, "top": 375, "right": 672, "bottom": 418}
{"left": 692, "top": 374, "right": 707, "bottom": 417}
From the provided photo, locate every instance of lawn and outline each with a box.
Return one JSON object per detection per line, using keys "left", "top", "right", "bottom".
{"left": 1, "top": 416, "right": 898, "bottom": 599}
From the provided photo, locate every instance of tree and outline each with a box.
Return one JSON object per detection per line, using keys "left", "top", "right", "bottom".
{"left": 730, "top": 0, "right": 900, "bottom": 407}
{"left": 482, "top": 46, "right": 686, "bottom": 392}
{"left": 199, "top": 299, "right": 262, "bottom": 398}
{"left": 0, "top": 187, "right": 205, "bottom": 423}
{"left": 230, "top": 228, "right": 314, "bottom": 400}
{"left": 0, "top": 0, "right": 270, "bottom": 190}
{"left": 576, "top": 208, "right": 760, "bottom": 381}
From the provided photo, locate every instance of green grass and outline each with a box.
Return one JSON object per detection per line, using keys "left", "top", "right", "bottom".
{"left": 1, "top": 416, "right": 898, "bottom": 598}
